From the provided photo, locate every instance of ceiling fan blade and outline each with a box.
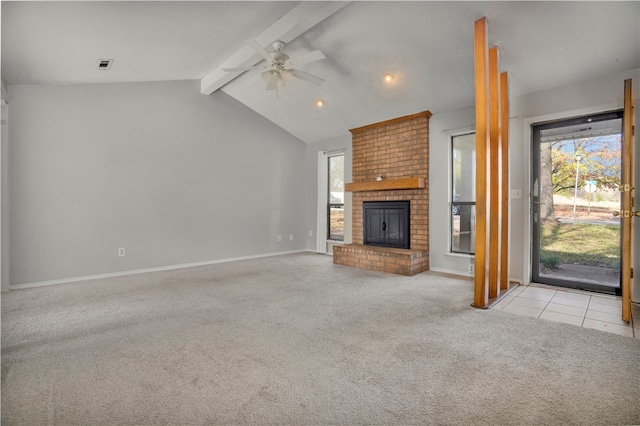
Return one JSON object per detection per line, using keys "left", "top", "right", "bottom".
{"left": 223, "top": 65, "right": 267, "bottom": 72}
{"left": 261, "top": 69, "right": 276, "bottom": 82}
{"left": 246, "top": 40, "right": 274, "bottom": 64}
{"left": 290, "top": 69, "right": 325, "bottom": 86}
{"left": 280, "top": 69, "right": 294, "bottom": 82}
{"left": 288, "top": 50, "right": 326, "bottom": 67}
{"left": 265, "top": 72, "right": 280, "bottom": 91}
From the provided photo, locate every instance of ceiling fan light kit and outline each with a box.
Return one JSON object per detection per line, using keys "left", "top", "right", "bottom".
{"left": 223, "top": 40, "right": 326, "bottom": 92}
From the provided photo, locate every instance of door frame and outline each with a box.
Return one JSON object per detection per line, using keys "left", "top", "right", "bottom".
{"left": 530, "top": 110, "right": 623, "bottom": 294}
{"left": 522, "top": 102, "right": 622, "bottom": 287}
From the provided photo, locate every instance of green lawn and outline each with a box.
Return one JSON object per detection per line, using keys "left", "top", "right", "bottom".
{"left": 540, "top": 223, "right": 620, "bottom": 269}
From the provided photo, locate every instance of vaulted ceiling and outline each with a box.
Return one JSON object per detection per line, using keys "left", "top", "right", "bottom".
{"left": 3, "top": 1, "right": 639, "bottom": 143}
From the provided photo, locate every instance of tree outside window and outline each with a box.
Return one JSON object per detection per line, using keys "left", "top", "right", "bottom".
{"left": 328, "top": 154, "right": 344, "bottom": 241}
{"left": 539, "top": 136, "right": 621, "bottom": 221}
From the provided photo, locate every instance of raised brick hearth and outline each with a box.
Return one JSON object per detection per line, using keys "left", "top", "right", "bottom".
{"left": 333, "top": 111, "right": 430, "bottom": 276}
{"left": 333, "top": 244, "right": 429, "bottom": 276}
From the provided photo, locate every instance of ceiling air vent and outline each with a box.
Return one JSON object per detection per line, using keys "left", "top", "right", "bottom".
{"left": 98, "top": 59, "right": 113, "bottom": 70}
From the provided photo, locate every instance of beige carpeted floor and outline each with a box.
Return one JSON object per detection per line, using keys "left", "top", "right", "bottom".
{"left": 2, "top": 252, "right": 639, "bottom": 425}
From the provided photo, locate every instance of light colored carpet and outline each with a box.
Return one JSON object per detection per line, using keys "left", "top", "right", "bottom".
{"left": 2, "top": 252, "right": 639, "bottom": 425}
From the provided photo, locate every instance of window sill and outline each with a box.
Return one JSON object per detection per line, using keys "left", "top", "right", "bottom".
{"left": 445, "top": 252, "right": 475, "bottom": 259}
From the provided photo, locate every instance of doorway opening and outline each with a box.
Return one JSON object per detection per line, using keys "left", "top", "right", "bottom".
{"left": 531, "top": 111, "right": 623, "bottom": 294}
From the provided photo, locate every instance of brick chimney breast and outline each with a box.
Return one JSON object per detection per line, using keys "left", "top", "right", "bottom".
{"left": 333, "top": 111, "right": 430, "bottom": 276}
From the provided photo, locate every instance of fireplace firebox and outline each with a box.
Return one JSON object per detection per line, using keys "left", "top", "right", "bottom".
{"left": 363, "top": 201, "right": 410, "bottom": 249}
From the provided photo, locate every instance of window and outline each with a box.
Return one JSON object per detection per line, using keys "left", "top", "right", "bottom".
{"left": 451, "top": 133, "right": 475, "bottom": 254}
{"left": 328, "top": 153, "right": 344, "bottom": 241}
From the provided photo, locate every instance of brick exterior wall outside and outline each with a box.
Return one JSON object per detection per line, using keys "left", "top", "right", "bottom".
{"left": 334, "top": 111, "right": 430, "bottom": 276}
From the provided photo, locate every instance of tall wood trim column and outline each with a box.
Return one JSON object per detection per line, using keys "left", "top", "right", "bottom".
{"left": 473, "top": 18, "right": 489, "bottom": 307}
{"left": 488, "top": 46, "right": 500, "bottom": 299}
{"left": 499, "top": 72, "right": 510, "bottom": 291}
{"left": 473, "top": 17, "right": 511, "bottom": 308}
{"left": 621, "top": 78, "right": 634, "bottom": 322}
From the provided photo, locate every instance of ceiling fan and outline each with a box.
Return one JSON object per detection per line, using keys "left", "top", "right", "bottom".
{"left": 223, "top": 40, "right": 326, "bottom": 91}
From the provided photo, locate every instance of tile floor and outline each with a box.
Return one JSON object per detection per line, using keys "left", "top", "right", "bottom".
{"left": 493, "top": 284, "right": 639, "bottom": 338}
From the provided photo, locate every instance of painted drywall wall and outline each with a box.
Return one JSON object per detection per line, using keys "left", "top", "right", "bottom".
{"left": 429, "top": 106, "right": 525, "bottom": 279}
{"left": 428, "top": 67, "right": 640, "bottom": 291}
{"left": 303, "top": 68, "right": 640, "bottom": 294}
{"left": 8, "top": 80, "right": 307, "bottom": 285}
{"left": 513, "top": 68, "right": 640, "bottom": 289}
{"left": 428, "top": 106, "right": 476, "bottom": 277}
{"left": 305, "top": 134, "right": 352, "bottom": 251}
{"left": 1, "top": 102, "right": 8, "bottom": 292}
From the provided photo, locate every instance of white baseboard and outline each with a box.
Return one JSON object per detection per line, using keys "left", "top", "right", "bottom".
{"left": 326, "top": 240, "right": 345, "bottom": 255}
{"left": 428, "top": 267, "right": 523, "bottom": 285}
{"left": 428, "top": 266, "right": 472, "bottom": 278}
{"left": 8, "top": 250, "right": 311, "bottom": 291}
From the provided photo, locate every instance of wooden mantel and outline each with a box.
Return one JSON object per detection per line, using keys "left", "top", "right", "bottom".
{"left": 345, "top": 177, "right": 425, "bottom": 192}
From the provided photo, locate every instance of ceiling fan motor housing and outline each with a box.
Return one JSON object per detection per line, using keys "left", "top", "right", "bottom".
{"left": 271, "top": 51, "right": 289, "bottom": 67}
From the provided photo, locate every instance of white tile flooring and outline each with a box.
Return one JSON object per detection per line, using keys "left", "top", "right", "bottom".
{"left": 493, "top": 285, "right": 639, "bottom": 338}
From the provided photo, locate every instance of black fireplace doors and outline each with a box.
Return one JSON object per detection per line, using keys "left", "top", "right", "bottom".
{"left": 363, "top": 201, "right": 410, "bottom": 249}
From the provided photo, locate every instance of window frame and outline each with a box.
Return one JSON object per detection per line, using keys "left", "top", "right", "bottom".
{"left": 450, "top": 132, "right": 476, "bottom": 255}
{"left": 327, "top": 152, "right": 345, "bottom": 242}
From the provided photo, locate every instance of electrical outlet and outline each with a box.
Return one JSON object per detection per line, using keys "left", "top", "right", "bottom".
{"left": 289, "top": 234, "right": 294, "bottom": 241}
{"left": 309, "top": 230, "right": 313, "bottom": 237}
{"left": 510, "top": 189, "right": 522, "bottom": 199}
{"left": 277, "top": 235, "right": 282, "bottom": 242}
{"left": 469, "top": 263, "right": 474, "bottom": 274}
{"left": 118, "top": 247, "right": 126, "bottom": 257}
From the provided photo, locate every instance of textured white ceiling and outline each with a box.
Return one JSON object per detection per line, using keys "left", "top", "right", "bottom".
{"left": 1, "top": 1, "right": 298, "bottom": 85}
{"left": 3, "top": 1, "right": 639, "bottom": 143}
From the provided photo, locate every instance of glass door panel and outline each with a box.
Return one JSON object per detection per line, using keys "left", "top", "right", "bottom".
{"left": 532, "top": 111, "right": 623, "bottom": 294}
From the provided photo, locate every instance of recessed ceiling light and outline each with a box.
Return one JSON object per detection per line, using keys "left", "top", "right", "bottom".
{"left": 98, "top": 59, "right": 113, "bottom": 70}
{"left": 383, "top": 73, "right": 393, "bottom": 82}
{"left": 316, "top": 99, "right": 325, "bottom": 107}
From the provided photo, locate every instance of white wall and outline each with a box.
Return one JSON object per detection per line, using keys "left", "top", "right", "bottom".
{"left": 428, "top": 68, "right": 640, "bottom": 295}
{"left": 305, "top": 133, "right": 352, "bottom": 251}
{"left": 9, "top": 68, "right": 640, "bottom": 294}
{"left": 8, "top": 80, "right": 307, "bottom": 286}
{"left": 1, "top": 102, "right": 9, "bottom": 292}
{"left": 513, "top": 68, "right": 640, "bottom": 290}
{"left": 428, "top": 106, "right": 476, "bottom": 277}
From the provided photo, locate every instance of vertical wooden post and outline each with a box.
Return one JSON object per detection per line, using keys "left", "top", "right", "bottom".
{"left": 473, "top": 17, "right": 489, "bottom": 308}
{"left": 474, "top": 18, "right": 511, "bottom": 307}
{"left": 488, "top": 46, "right": 500, "bottom": 299}
{"left": 499, "top": 72, "right": 510, "bottom": 291}
{"left": 621, "top": 79, "right": 633, "bottom": 322}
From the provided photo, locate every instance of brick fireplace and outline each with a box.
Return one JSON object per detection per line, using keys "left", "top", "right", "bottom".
{"left": 333, "top": 111, "right": 430, "bottom": 276}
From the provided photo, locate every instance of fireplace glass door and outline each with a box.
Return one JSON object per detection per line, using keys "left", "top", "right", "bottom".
{"left": 363, "top": 201, "right": 410, "bottom": 249}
